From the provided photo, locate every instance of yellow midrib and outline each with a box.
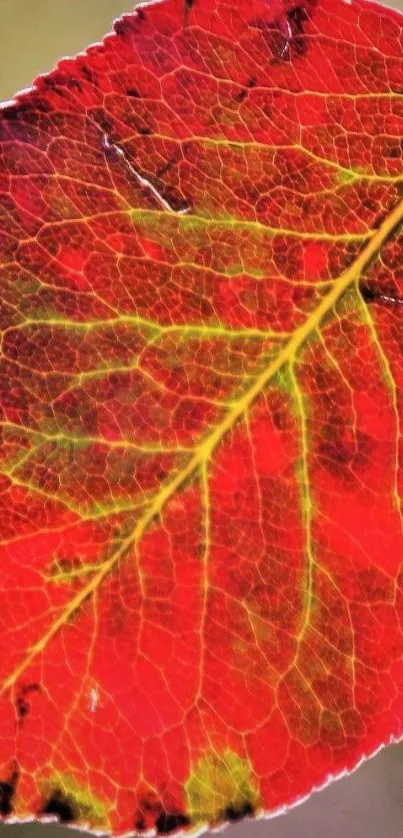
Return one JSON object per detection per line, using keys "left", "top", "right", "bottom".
{"left": 2, "top": 195, "right": 403, "bottom": 696}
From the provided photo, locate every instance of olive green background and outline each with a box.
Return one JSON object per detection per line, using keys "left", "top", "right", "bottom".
{"left": 1, "top": 0, "right": 403, "bottom": 836}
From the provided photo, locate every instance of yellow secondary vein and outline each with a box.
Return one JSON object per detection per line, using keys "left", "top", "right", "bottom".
{"left": 122, "top": 132, "right": 403, "bottom": 185}
{"left": 356, "top": 293, "right": 403, "bottom": 529}
{"left": 195, "top": 461, "right": 210, "bottom": 702}
{"left": 3, "top": 316, "right": 287, "bottom": 341}
{"left": 129, "top": 208, "right": 369, "bottom": 242}
{"left": 2, "top": 196, "right": 403, "bottom": 696}
{"left": 289, "top": 364, "right": 315, "bottom": 643}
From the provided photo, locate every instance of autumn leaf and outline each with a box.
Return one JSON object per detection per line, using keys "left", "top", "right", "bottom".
{"left": 1, "top": 0, "right": 403, "bottom": 833}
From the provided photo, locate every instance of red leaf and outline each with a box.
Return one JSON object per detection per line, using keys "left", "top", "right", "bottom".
{"left": 1, "top": 0, "right": 403, "bottom": 832}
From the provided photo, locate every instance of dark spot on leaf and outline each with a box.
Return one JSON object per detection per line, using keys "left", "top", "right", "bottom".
{"left": 249, "top": 18, "right": 288, "bottom": 62}
{"left": 161, "top": 188, "right": 189, "bottom": 213}
{"left": 16, "top": 682, "right": 41, "bottom": 723}
{"left": 43, "top": 78, "right": 66, "bottom": 97}
{"left": 359, "top": 283, "right": 378, "bottom": 303}
{"left": 0, "top": 105, "right": 19, "bottom": 122}
{"left": 184, "top": 0, "right": 196, "bottom": 25}
{"left": 92, "top": 112, "right": 114, "bottom": 137}
{"left": 126, "top": 87, "right": 141, "bottom": 98}
{"left": 114, "top": 19, "right": 127, "bottom": 35}
{"left": 256, "top": 3, "right": 311, "bottom": 62}
{"left": 157, "top": 156, "right": 180, "bottom": 178}
{"left": 0, "top": 782, "right": 14, "bottom": 817}
{"left": 33, "top": 99, "right": 51, "bottom": 113}
{"left": 223, "top": 801, "right": 255, "bottom": 822}
{"left": 114, "top": 16, "right": 141, "bottom": 36}
{"left": 155, "top": 812, "right": 191, "bottom": 834}
{"left": 0, "top": 768, "right": 19, "bottom": 817}
{"left": 361, "top": 197, "right": 378, "bottom": 214}
{"left": 16, "top": 698, "right": 28, "bottom": 720}
{"left": 68, "top": 78, "right": 83, "bottom": 93}
{"left": 147, "top": 512, "right": 162, "bottom": 531}
{"left": 235, "top": 78, "right": 256, "bottom": 103}
{"left": 286, "top": 5, "right": 310, "bottom": 56}
{"left": 318, "top": 425, "right": 374, "bottom": 481}
{"left": 360, "top": 282, "right": 403, "bottom": 306}
{"left": 287, "top": 5, "right": 308, "bottom": 35}
{"left": 81, "top": 66, "right": 97, "bottom": 84}
{"left": 42, "top": 791, "right": 77, "bottom": 823}
{"left": 132, "top": 116, "right": 153, "bottom": 136}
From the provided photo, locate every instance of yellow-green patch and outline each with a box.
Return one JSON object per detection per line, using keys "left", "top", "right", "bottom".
{"left": 42, "top": 771, "right": 110, "bottom": 827}
{"left": 185, "top": 749, "right": 261, "bottom": 825}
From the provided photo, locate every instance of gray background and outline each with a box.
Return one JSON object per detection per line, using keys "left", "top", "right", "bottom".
{"left": 0, "top": 0, "right": 403, "bottom": 835}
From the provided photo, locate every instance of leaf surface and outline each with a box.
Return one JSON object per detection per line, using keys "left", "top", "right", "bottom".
{"left": 1, "top": 0, "right": 403, "bottom": 832}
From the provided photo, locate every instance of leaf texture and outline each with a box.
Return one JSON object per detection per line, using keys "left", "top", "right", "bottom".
{"left": 1, "top": 0, "right": 403, "bottom": 832}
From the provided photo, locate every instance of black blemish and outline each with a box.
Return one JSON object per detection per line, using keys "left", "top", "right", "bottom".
{"left": 33, "top": 99, "right": 51, "bottom": 113}
{"left": 255, "top": 3, "right": 310, "bottom": 63}
{"left": 162, "top": 189, "right": 190, "bottom": 213}
{"left": 68, "top": 78, "right": 83, "bottom": 93}
{"left": 114, "top": 19, "right": 127, "bottom": 35}
{"left": 286, "top": 5, "right": 309, "bottom": 56}
{"left": 361, "top": 197, "right": 378, "bottom": 214}
{"left": 114, "top": 15, "right": 142, "bottom": 36}
{"left": 92, "top": 111, "right": 114, "bottom": 137}
{"left": 132, "top": 116, "right": 153, "bottom": 136}
{"left": 0, "top": 782, "right": 14, "bottom": 817}
{"left": 157, "top": 155, "right": 180, "bottom": 178}
{"left": 387, "top": 146, "right": 401, "bottom": 158}
{"left": 146, "top": 174, "right": 189, "bottom": 213}
{"left": 235, "top": 77, "right": 257, "bottom": 103}
{"left": 155, "top": 812, "right": 191, "bottom": 834}
{"left": 287, "top": 5, "right": 308, "bottom": 36}
{"left": 42, "top": 791, "right": 77, "bottom": 823}
{"left": 41, "top": 75, "right": 68, "bottom": 97}
{"left": 93, "top": 112, "right": 118, "bottom": 148}
{"left": 318, "top": 427, "right": 374, "bottom": 480}
{"left": 16, "top": 682, "right": 41, "bottom": 724}
{"left": 184, "top": 0, "right": 196, "bottom": 25}
{"left": 81, "top": 66, "right": 97, "bottom": 84}
{"left": 16, "top": 698, "right": 28, "bottom": 721}
{"left": 0, "top": 769, "right": 19, "bottom": 817}
{"left": 223, "top": 802, "right": 255, "bottom": 822}
{"left": 115, "top": 8, "right": 146, "bottom": 35}
{"left": 0, "top": 104, "right": 20, "bottom": 122}
{"left": 359, "top": 282, "right": 403, "bottom": 306}
{"left": 359, "top": 283, "right": 379, "bottom": 303}
{"left": 249, "top": 18, "right": 286, "bottom": 62}
{"left": 126, "top": 87, "right": 141, "bottom": 98}
{"left": 9, "top": 97, "right": 50, "bottom": 115}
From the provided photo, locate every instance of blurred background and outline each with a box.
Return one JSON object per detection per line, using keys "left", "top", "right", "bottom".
{"left": 0, "top": 0, "right": 403, "bottom": 836}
